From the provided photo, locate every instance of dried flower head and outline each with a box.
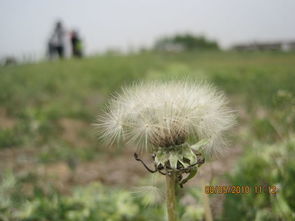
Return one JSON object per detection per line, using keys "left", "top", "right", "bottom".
{"left": 97, "top": 81, "right": 235, "bottom": 155}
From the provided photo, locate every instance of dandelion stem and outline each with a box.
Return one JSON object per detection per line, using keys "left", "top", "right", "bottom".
{"left": 166, "top": 172, "right": 178, "bottom": 221}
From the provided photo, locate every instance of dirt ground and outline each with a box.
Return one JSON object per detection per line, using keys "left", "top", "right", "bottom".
{"left": 0, "top": 141, "right": 243, "bottom": 193}
{"left": 0, "top": 106, "right": 244, "bottom": 218}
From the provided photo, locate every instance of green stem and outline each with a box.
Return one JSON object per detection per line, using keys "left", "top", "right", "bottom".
{"left": 166, "top": 172, "right": 178, "bottom": 221}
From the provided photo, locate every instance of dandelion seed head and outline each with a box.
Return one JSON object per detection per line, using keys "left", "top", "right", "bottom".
{"left": 97, "top": 81, "right": 235, "bottom": 154}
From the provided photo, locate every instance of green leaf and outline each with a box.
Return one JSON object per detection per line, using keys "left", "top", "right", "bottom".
{"left": 191, "top": 139, "right": 209, "bottom": 152}
{"left": 154, "top": 150, "right": 169, "bottom": 166}
{"left": 180, "top": 167, "right": 198, "bottom": 186}
{"left": 169, "top": 152, "right": 179, "bottom": 169}
{"left": 178, "top": 159, "right": 190, "bottom": 168}
{"left": 182, "top": 148, "right": 197, "bottom": 164}
{"left": 273, "top": 191, "right": 293, "bottom": 220}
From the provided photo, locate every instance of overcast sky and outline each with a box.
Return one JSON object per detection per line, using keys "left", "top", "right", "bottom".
{"left": 0, "top": 0, "right": 295, "bottom": 57}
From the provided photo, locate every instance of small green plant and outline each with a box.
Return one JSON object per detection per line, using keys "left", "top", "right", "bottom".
{"left": 97, "top": 81, "right": 235, "bottom": 221}
{"left": 0, "top": 171, "right": 206, "bottom": 221}
{"left": 0, "top": 128, "right": 22, "bottom": 148}
{"left": 222, "top": 137, "right": 295, "bottom": 221}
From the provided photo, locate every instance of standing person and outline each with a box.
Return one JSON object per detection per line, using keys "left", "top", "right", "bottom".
{"left": 50, "top": 21, "right": 66, "bottom": 59}
{"left": 70, "top": 30, "right": 83, "bottom": 58}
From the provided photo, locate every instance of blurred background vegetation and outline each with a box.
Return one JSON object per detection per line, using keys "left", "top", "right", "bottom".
{"left": 0, "top": 47, "right": 295, "bottom": 220}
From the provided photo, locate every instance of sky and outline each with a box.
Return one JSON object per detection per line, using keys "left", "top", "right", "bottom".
{"left": 0, "top": 0, "right": 295, "bottom": 58}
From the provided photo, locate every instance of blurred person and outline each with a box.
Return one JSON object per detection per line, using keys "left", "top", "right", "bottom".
{"left": 70, "top": 30, "right": 83, "bottom": 58}
{"left": 48, "top": 21, "right": 66, "bottom": 59}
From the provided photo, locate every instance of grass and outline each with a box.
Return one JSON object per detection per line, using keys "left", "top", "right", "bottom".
{"left": 1, "top": 51, "right": 294, "bottom": 150}
{"left": 0, "top": 50, "right": 295, "bottom": 220}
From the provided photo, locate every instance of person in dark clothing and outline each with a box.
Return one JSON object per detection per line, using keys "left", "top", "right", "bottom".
{"left": 70, "top": 30, "right": 83, "bottom": 58}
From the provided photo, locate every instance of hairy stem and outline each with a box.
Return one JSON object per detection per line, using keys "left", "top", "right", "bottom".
{"left": 166, "top": 172, "right": 178, "bottom": 221}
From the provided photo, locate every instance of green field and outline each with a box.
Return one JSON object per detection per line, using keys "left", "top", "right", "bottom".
{"left": 0, "top": 51, "right": 295, "bottom": 220}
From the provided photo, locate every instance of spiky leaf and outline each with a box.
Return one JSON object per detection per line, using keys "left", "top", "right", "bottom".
{"left": 191, "top": 139, "right": 209, "bottom": 152}
{"left": 169, "top": 152, "right": 179, "bottom": 169}
{"left": 154, "top": 150, "right": 169, "bottom": 166}
{"left": 182, "top": 146, "right": 197, "bottom": 164}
